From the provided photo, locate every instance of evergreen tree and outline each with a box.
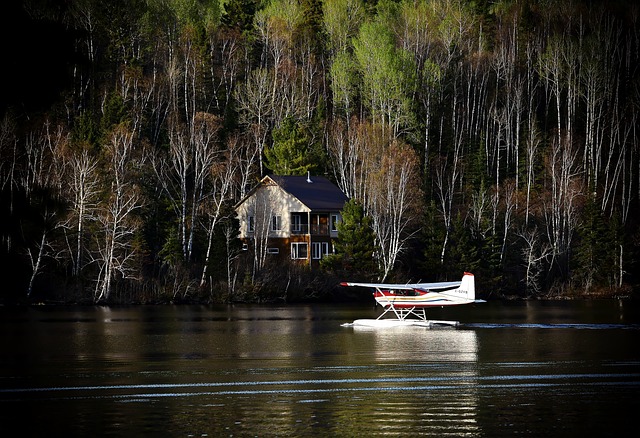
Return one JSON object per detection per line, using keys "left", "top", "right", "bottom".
{"left": 221, "top": 0, "right": 258, "bottom": 34}
{"left": 446, "top": 212, "right": 481, "bottom": 278}
{"left": 573, "top": 194, "right": 622, "bottom": 291}
{"left": 417, "top": 201, "right": 446, "bottom": 277}
{"left": 264, "top": 117, "right": 313, "bottom": 175}
{"left": 321, "top": 199, "right": 378, "bottom": 279}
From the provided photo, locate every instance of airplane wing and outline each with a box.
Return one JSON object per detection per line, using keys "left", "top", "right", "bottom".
{"left": 340, "top": 280, "right": 461, "bottom": 291}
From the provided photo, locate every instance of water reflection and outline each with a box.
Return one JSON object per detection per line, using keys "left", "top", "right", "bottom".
{"left": 343, "top": 327, "right": 481, "bottom": 435}
{"left": 352, "top": 326, "right": 478, "bottom": 362}
{"left": 1, "top": 302, "right": 639, "bottom": 437}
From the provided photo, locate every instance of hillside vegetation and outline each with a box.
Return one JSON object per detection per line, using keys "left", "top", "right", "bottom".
{"left": 1, "top": 0, "right": 639, "bottom": 304}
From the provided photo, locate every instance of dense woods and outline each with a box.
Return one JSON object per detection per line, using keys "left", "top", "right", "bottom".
{"left": 1, "top": 0, "right": 639, "bottom": 304}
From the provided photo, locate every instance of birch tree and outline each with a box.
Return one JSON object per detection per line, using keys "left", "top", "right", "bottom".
{"left": 537, "top": 35, "right": 565, "bottom": 153}
{"left": 324, "top": 0, "right": 364, "bottom": 121}
{"left": 517, "top": 226, "right": 552, "bottom": 297}
{"left": 500, "top": 179, "right": 517, "bottom": 263}
{"left": 210, "top": 27, "right": 246, "bottom": 115}
{"left": 187, "top": 112, "right": 222, "bottom": 260}
{"left": 468, "top": 182, "right": 491, "bottom": 241}
{"left": 322, "top": 0, "right": 364, "bottom": 55}
{"left": 433, "top": 137, "right": 464, "bottom": 265}
{"left": 353, "top": 20, "right": 416, "bottom": 139}
{"left": 153, "top": 112, "right": 221, "bottom": 263}
{"left": 544, "top": 139, "right": 583, "bottom": 275}
{"left": 26, "top": 206, "right": 58, "bottom": 297}
{"left": 523, "top": 125, "right": 542, "bottom": 226}
{"left": 200, "top": 138, "right": 240, "bottom": 287}
{"left": 93, "top": 124, "right": 143, "bottom": 302}
{"left": 253, "top": 0, "right": 305, "bottom": 125}
{"left": 234, "top": 129, "right": 261, "bottom": 198}
{"left": 329, "top": 50, "right": 359, "bottom": 121}
{"left": 63, "top": 149, "right": 100, "bottom": 276}
{"left": 326, "top": 118, "right": 385, "bottom": 205}
{"left": 222, "top": 217, "right": 241, "bottom": 301}
{"left": 22, "top": 125, "right": 61, "bottom": 198}
{"left": 367, "top": 142, "right": 422, "bottom": 280}
{"left": 0, "top": 114, "right": 17, "bottom": 193}
{"left": 235, "top": 68, "right": 273, "bottom": 176}
{"left": 249, "top": 188, "right": 275, "bottom": 279}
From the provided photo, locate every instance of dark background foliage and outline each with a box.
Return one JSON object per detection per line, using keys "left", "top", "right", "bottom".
{"left": 1, "top": 0, "right": 638, "bottom": 304}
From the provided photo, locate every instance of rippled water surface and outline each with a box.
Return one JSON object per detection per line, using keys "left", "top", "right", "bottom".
{"left": 1, "top": 300, "right": 639, "bottom": 436}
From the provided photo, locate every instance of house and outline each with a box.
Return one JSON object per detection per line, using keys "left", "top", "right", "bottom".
{"left": 235, "top": 174, "right": 349, "bottom": 265}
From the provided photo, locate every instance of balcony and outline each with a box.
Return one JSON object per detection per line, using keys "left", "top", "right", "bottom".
{"left": 290, "top": 224, "right": 330, "bottom": 235}
{"left": 310, "top": 223, "right": 329, "bottom": 235}
{"left": 290, "top": 213, "right": 335, "bottom": 236}
{"left": 290, "top": 224, "right": 309, "bottom": 235}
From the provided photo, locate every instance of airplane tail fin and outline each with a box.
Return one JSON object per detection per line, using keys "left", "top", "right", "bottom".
{"left": 446, "top": 272, "right": 476, "bottom": 301}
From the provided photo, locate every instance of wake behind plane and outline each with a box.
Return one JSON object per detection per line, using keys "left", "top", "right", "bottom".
{"left": 340, "top": 272, "right": 485, "bottom": 328}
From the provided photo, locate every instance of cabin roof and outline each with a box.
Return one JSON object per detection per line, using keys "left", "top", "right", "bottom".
{"left": 237, "top": 174, "right": 349, "bottom": 211}
{"left": 272, "top": 175, "right": 349, "bottom": 210}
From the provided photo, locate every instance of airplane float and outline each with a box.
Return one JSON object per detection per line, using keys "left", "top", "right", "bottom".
{"left": 340, "top": 272, "right": 485, "bottom": 328}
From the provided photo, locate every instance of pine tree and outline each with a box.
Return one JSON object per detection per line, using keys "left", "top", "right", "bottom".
{"left": 264, "top": 117, "right": 313, "bottom": 175}
{"left": 321, "top": 199, "right": 378, "bottom": 279}
{"left": 573, "top": 194, "right": 623, "bottom": 291}
{"left": 221, "top": 0, "right": 257, "bottom": 33}
{"left": 417, "top": 201, "right": 445, "bottom": 277}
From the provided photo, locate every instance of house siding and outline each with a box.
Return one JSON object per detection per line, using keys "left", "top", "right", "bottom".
{"left": 237, "top": 184, "right": 308, "bottom": 240}
{"left": 235, "top": 175, "right": 347, "bottom": 267}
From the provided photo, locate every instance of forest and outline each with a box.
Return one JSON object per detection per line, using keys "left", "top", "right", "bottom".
{"left": 1, "top": 0, "right": 638, "bottom": 304}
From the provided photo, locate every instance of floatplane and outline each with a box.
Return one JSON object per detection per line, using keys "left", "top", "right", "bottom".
{"left": 340, "top": 272, "right": 485, "bottom": 328}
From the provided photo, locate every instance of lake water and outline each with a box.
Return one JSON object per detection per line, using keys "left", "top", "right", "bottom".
{"left": 1, "top": 300, "right": 639, "bottom": 437}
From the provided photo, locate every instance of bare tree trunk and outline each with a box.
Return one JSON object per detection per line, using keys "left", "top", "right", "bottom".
{"left": 367, "top": 143, "right": 421, "bottom": 281}
{"left": 200, "top": 142, "right": 238, "bottom": 287}
{"left": 27, "top": 230, "right": 48, "bottom": 297}
{"left": 235, "top": 131, "right": 260, "bottom": 198}
{"left": 65, "top": 151, "right": 99, "bottom": 276}
{"left": 501, "top": 180, "right": 517, "bottom": 263}
{"left": 524, "top": 126, "right": 541, "bottom": 226}
{"left": 236, "top": 68, "right": 274, "bottom": 177}
{"left": 544, "top": 139, "right": 583, "bottom": 276}
{"left": 249, "top": 189, "right": 275, "bottom": 279}
{"left": 224, "top": 223, "right": 240, "bottom": 302}
{"left": 434, "top": 137, "right": 463, "bottom": 265}
{"left": 94, "top": 126, "right": 142, "bottom": 303}
{"left": 518, "top": 226, "right": 552, "bottom": 296}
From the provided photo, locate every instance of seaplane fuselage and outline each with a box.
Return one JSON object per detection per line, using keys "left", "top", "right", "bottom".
{"left": 373, "top": 288, "right": 475, "bottom": 308}
{"left": 340, "top": 272, "right": 483, "bottom": 326}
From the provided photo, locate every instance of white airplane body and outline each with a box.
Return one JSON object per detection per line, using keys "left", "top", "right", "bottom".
{"left": 340, "top": 272, "right": 484, "bottom": 327}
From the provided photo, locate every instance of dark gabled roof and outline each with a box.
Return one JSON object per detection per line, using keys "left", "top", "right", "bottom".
{"left": 269, "top": 175, "right": 349, "bottom": 211}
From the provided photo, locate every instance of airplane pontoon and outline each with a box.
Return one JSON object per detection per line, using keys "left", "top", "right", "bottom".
{"left": 340, "top": 272, "right": 484, "bottom": 328}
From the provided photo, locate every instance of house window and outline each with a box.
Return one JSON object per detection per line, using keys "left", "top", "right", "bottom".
{"left": 292, "top": 214, "right": 303, "bottom": 232}
{"left": 248, "top": 215, "right": 255, "bottom": 233}
{"left": 312, "top": 242, "right": 330, "bottom": 259}
{"left": 291, "top": 242, "right": 308, "bottom": 260}
{"left": 267, "top": 247, "right": 279, "bottom": 254}
{"left": 331, "top": 214, "right": 340, "bottom": 232}
{"left": 271, "top": 215, "right": 282, "bottom": 231}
